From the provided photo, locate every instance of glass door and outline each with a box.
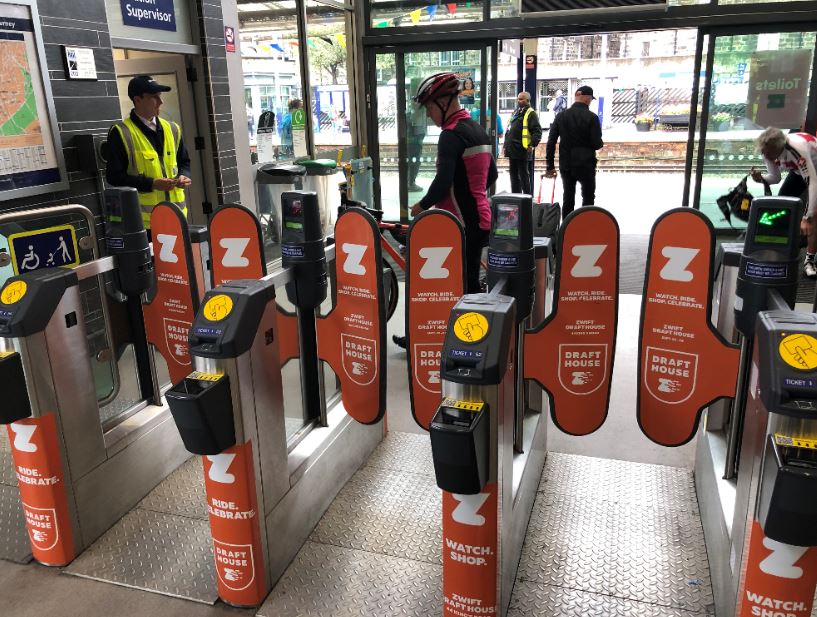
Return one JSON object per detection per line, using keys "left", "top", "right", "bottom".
{"left": 694, "top": 30, "right": 817, "bottom": 229}
{"left": 372, "top": 45, "right": 492, "bottom": 221}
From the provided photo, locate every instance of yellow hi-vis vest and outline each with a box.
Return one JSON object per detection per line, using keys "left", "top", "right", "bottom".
{"left": 521, "top": 108, "right": 534, "bottom": 150}
{"left": 112, "top": 117, "right": 187, "bottom": 227}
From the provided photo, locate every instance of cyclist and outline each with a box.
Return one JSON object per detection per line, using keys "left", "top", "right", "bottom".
{"left": 751, "top": 127, "right": 817, "bottom": 278}
{"left": 394, "top": 72, "right": 498, "bottom": 349}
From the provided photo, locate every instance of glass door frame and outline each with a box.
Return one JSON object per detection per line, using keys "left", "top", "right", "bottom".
{"left": 367, "top": 41, "right": 498, "bottom": 220}
{"left": 689, "top": 22, "right": 817, "bottom": 215}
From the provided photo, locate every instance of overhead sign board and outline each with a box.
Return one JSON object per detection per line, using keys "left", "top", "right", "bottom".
{"left": 747, "top": 50, "right": 812, "bottom": 130}
{"left": 120, "top": 0, "right": 177, "bottom": 32}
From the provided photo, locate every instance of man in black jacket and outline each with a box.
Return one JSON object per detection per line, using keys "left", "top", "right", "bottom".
{"left": 545, "top": 86, "right": 604, "bottom": 218}
{"left": 504, "top": 92, "right": 542, "bottom": 195}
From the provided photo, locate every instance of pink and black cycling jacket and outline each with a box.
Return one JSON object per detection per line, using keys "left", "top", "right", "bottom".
{"left": 418, "top": 109, "right": 498, "bottom": 232}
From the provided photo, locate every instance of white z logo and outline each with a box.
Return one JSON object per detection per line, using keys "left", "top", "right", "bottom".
{"left": 10, "top": 423, "right": 37, "bottom": 453}
{"left": 660, "top": 247, "right": 699, "bottom": 282}
{"left": 156, "top": 234, "right": 179, "bottom": 264}
{"left": 759, "top": 537, "right": 808, "bottom": 579}
{"left": 220, "top": 238, "right": 250, "bottom": 268}
{"left": 451, "top": 492, "right": 489, "bottom": 526}
{"left": 419, "top": 247, "right": 452, "bottom": 280}
{"left": 570, "top": 244, "right": 606, "bottom": 278}
{"left": 342, "top": 243, "right": 367, "bottom": 275}
{"left": 206, "top": 453, "right": 236, "bottom": 484}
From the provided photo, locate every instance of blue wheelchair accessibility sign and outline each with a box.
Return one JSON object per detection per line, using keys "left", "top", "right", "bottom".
{"left": 8, "top": 225, "right": 80, "bottom": 274}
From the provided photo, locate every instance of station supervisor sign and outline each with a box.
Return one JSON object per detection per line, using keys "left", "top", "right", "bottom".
{"left": 120, "top": 0, "right": 177, "bottom": 32}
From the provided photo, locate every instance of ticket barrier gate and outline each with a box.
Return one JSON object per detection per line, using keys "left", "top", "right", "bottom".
{"left": 638, "top": 198, "right": 799, "bottom": 615}
{"left": 733, "top": 312, "right": 817, "bottom": 616}
{"left": 167, "top": 279, "right": 282, "bottom": 606}
{"left": 426, "top": 193, "right": 549, "bottom": 617}
{"left": 431, "top": 293, "right": 517, "bottom": 615}
{"left": 166, "top": 193, "right": 385, "bottom": 606}
{"left": 0, "top": 188, "right": 194, "bottom": 565}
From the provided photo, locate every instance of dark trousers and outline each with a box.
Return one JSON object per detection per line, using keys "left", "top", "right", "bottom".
{"left": 509, "top": 157, "right": 532, "bottom": 195}
{"left": 407, "top": 142, "right": 422, "bottom": 185}
{"left": 561, "top": 166, "right": 596, "bottom": 219}
{"left": 780, "top": 171, "right": 807, "bottom": 201}
{"left": 465, "top": 228, "right": 489, "bottom": 294}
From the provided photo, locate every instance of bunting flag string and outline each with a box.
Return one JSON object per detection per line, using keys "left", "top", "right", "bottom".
{"left": 373, "top": 3, "right": 460, "bottom": 28}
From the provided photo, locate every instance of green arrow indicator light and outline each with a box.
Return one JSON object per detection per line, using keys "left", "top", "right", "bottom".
{"left": 759, "top": 210, "right": 786, "bottom": 226}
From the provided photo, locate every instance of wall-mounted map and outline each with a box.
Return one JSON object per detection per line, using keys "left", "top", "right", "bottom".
{"left": 0, "top": 2, "right": 66, "bottom": 200}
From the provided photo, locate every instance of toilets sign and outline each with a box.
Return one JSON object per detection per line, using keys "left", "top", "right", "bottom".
{"left": 120, "top": 0, "right": 177, "bottom": 32}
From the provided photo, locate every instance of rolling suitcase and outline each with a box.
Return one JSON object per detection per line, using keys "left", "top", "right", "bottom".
{"left": 533, "top": 175, "right": 561, "bottom": 247}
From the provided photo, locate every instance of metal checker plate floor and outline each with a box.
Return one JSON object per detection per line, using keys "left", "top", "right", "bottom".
{"left": 136, "top": 456, "right": 207, "bottom": 519}
{"left": 65, "top": 507, "right": 217, "bottom": 604}
{"left": 64, "top": 457, "right": 217, "bottom": 604}
{"left": 309, "top": 465, "right": 442, "bottom": 564}
{"left": 260, "top": 433, "right": 715, "bottom": 617}
{"left": 0, "top": 484, "right": 31, "bottom": 563}
{"left": 0, "top": 434, "right": 17, "bottom": 486}
{"left": 0, "top": 435, "right": 31, "bottom": 563}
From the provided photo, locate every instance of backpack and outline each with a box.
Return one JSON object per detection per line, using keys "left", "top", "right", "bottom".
{"left": 717, "top": 175, "right": 770, "bottom": 225}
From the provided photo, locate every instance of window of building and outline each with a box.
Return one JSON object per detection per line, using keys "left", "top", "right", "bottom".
{"left": 306, "top": 0, "right": 354, "bottom": 156}
{"left": 239, "top": 0, "right": 305, "bottom": 167}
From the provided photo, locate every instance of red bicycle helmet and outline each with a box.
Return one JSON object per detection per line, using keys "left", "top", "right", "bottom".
{"left": 413, "top": 72, "right": 462, "bottom": 105}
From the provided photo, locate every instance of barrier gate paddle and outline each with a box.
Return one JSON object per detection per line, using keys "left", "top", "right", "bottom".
{"left": 638, "top": 208, "right": 740, "bottom": 447}
{"left": 524, "top": 207, "right": 619, "bottom": 435}
{"left": 209, "top": 204, "right": 267, "bottom": 285}
{"left": 406, "top": 210, "right": 465, "bottom": 430}
{"left": 209, "top": 204, "right": 300, "bottom": 364}
{"left": 316, "top": 207, "right": 386, "bottom": 424}
{"left": 142, "top": 202, "right": 200, "bottom": 385}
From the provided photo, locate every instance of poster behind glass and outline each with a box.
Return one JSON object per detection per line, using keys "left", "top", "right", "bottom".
{"left": 0, "top": 1, "right": 67, "bottom": 200}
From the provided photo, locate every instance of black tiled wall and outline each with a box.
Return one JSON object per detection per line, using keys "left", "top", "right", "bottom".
{"left": 196, "top": 0, "right": 239, "bottom": 206}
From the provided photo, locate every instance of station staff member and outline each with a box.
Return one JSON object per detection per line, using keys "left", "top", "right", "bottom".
{"left": 751, "top": 127, "right": 817, "bottom": 278}
{"left": 504, "top": 92, "right": 542, "bottom": 195}
{"left": 106, "top": 75, "right": 192, "bottom": 229}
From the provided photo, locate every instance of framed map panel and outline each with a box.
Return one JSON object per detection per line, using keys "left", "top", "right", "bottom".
{"left": 0, "top": 0, "right": 68, "bottom": 201}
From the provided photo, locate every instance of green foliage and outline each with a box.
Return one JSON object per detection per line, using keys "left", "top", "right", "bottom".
{"left": 308, "top": 25, "right": 346, "bottom": 85}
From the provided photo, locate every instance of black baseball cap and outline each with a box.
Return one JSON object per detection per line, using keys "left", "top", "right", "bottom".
{"left": 576, "top": 85, "right": 595, "bottom": 99}
{"left": 128, "top": 75, "right": 171, "bottom": 100}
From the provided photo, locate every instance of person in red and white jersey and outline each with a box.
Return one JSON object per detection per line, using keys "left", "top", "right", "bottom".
{"left": 752, "top": 127, "right": 817, "bottom": 277}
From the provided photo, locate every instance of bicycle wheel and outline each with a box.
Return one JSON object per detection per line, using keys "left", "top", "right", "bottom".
{"left": 382, "top": 260, "right": 399, "bottom": 321}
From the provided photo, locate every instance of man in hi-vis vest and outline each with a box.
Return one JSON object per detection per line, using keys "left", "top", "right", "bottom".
{"left": 503, "top": 91, "right": 542, "bottom": 195}
{"left": 106, "top": 75, "right": 192, "bottom": 229}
